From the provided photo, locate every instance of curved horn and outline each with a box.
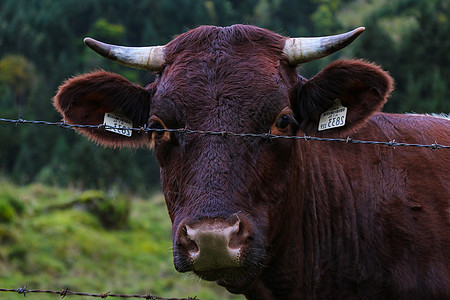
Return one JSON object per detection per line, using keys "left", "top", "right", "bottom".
{"left": 283, "top": 27, "right": 365, "bottom": 65}
{"left": 83, "top": 38, "right": 165, "bottom": 71}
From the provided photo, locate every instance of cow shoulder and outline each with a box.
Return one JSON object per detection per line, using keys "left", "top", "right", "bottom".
{"left": 53, "top": 70, "right": 152, "bottom": 148}
{"left": 294, "top": 59, "right": 394, "bottom": 135}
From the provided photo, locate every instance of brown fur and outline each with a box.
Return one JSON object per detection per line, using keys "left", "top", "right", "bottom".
{"left": 54, "top": 25, "right": 450, "bottom": 299}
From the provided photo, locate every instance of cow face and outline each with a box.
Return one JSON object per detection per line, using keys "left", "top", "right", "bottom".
{"left": 54, "top": 25, "right": 392, "bottom": 293}
{"left": 150, "top": 27, "right": 301, "bottom": 289}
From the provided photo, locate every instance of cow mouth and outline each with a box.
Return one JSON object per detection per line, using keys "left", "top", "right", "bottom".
{"left": 194, "top": 266, "right": 259, "bottom": 294}
{"left": 194, "top": 262, "right": 265, "bottom": 293}
{"left": 194, "top": 267, "right": 246, "bottom": 281}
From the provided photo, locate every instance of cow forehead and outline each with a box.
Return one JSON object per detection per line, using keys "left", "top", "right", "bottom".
{"left": 149, "top": 25, "right": 293, "bottom": 131}
{"left": 157, "top": 55, "right": 287, "bottom": 102}
{"left": 153, "top": 59, "right": 290, "bottom": 131}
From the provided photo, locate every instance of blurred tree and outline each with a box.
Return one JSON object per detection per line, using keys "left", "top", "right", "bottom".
{"left": 352, "top": 0, "right": 449, "bottom": 113}
{"left": 88, "top": 18, "right": 126, "bottom": 43}
{"left": 395, "top": 0, "right": 449, "bottom": 113}
{"left": 311, "top": 0, "right": 340, "bottom": 34}
{"left": 0, "top": 55, "right": 37, "bottom": 110}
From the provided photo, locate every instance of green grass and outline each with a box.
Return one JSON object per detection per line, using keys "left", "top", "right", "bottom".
{"left": 0, "top": 180, "right": 243, "bottom": 300}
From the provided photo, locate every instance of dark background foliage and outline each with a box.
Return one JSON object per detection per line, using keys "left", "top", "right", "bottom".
{"left": 0, "top": 0, "right": 448, "bottom": 193}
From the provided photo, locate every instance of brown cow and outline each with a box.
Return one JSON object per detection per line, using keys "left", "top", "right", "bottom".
{"left": 54, "top": 25, "right": 450, "bottom": 299}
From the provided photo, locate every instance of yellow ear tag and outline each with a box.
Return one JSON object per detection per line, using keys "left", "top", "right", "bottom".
{"left": 103, "top": 113, "right": 133, "bottom": 137}
{"left": 318, "top": 99, "right": 347, "bottom": 131}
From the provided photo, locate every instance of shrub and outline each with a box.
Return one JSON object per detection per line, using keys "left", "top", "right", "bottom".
{"left": 0, "top": 199, "right": 16, "bottom": 223}
{"left": 0, "top": 189, "right": 25, "bottom": 214}
{"left": 77, "top": 190, "right": 130, "bottom": 230}
{"left": 0, "top": 225, "right": 18, "bottom": 243}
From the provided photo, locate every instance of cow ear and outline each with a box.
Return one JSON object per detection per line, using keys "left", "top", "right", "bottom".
{"left": 294, "top": 59, "right": 394, "bottom": 135}
{"left": 53, "top": 70, "right": 151, "bottom": 148}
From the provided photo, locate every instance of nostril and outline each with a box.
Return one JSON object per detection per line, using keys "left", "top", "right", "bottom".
{"left": 228, "top": 219, "right": 251, "bottom": 249}
{"left": 240, "top": 220, "right": 252, "bottom": 240}
{"left": 178, "top": 225, "right": 199, "bottom": 253}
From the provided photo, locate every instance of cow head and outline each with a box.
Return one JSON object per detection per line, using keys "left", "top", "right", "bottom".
{"left": 54, "top": 25, "right": 393, "bottom": 294}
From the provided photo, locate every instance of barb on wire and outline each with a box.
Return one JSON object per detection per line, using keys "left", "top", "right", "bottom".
{"left": 0, "top": 286, "right": 197, "bottom": 300}
{"left": 0, "top": 117, "right": 449, "bottom": 150}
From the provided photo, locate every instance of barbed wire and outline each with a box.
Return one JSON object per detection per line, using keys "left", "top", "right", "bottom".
{"left": 0, "top": 286, "right": 197, "bottom": 300}
{"left": 0, "top": 117, "right": 448, "bottom": 150}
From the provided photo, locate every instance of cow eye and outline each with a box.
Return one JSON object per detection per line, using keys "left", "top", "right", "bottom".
{"left": 149, "top": 116, "right": 170, "bottom": 141}
{"left": 271, "top": 107, "right": 295, "bottom": 135}
{"left": 149, "top": 120, "right": 165, "bottom": 135}
{"left": 275, "top": 115, "right": 290, "bottom": 129}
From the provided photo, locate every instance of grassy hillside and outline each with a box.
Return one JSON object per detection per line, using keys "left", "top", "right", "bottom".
{"left": 0, "top": 180, "right": 243, "bottom": 300}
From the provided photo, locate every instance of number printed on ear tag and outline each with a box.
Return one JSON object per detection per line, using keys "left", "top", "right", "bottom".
{"left": 103, "top": 113, "right": 133, "bottom": 137}
{"left": 318, "top": 99, "right": 347, "bottom": 131}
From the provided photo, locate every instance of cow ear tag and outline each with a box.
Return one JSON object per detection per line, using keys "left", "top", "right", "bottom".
{"left": 318, "top": 99, "right": 347, "bottom": 131}
{"left": 103, "top": 112, "right": 133, "bottom": 137}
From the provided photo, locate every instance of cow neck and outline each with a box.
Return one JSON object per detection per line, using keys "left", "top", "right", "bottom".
{"left": 249, "top": 141, "right": 307, "bottom": 299}
{"left": 298, "top": 139, "right": 365, "bottom": 293}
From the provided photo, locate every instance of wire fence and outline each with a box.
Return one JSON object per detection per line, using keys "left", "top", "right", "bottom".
{"left": 0, "top": 117, "right": 449, "bottom": 150}
{"left": 0, "top": 286, "right": 196, "bottom": 299}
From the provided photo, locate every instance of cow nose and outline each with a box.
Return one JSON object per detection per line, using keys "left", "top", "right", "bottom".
{"left": 177, "top": 218, "right": 249, "bottom": 272}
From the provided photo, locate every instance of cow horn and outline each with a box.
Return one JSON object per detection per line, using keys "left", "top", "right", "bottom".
{"left": 83, "top": 38, "right": 165, "bottom": 71}
{"left": 283, "top": 27, "right": 365, "bottom": 65}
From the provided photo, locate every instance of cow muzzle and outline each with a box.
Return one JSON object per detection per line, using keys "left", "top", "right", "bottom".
{"left": 174, "top": 217, "right": 252, "bottom": 281}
